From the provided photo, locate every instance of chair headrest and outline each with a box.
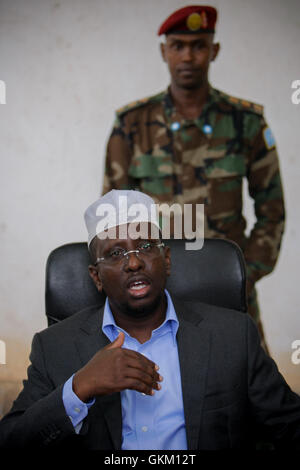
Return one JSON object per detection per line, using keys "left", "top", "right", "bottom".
{"left": 45, "top": 238, "right": 247, "bottom": 325}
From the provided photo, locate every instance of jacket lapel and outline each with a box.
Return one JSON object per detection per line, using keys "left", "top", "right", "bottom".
{"left": 73, "top": 305, "right": 109, "bottom": 366}
{"left": 175, "top": 301, "right": 211, "bottom": 450}
{"left": 73, "top": 305, "right": 122, "bottom": 449}
{"left": 72, "top": 301, "right": 211, "bottom": 450}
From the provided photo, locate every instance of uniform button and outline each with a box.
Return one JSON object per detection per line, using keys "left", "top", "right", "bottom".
{"left": 74, "top": 407, "right": 81, "bottom": 413}
{"left": 171, "top": 121, "right": 181, "bottom": 131}
{"left": 202, "top": 124, "right": 213, "bottom": 135}
{"left": 141, "top": 426, "right": 148, "bottom": 432}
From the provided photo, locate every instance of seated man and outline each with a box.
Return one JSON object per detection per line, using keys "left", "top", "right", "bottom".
{"left": 0, "top": 190, "right": 299, "bottom": 450}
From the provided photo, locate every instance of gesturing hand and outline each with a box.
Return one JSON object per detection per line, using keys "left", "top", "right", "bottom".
{"left": 73, "top": 332, "right": 163, "bottom": 402}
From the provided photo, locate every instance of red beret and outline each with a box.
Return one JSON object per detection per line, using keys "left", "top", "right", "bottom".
{"left": 158, "top": 5, "right": 217, "bottom": 36}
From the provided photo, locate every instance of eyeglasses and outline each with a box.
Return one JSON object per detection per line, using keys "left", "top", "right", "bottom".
{"left": 94, "top": 241, "right": 165, "bottom": 266}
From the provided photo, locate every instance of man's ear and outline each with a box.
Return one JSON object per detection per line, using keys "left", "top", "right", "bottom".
{"left": 211, "top": 42, "right": 220, "bottom": 62}
{"left": 88, "top": 265, "right": 103, "bottom": 292}
{"left": 160, "top": 42, "right": 167, "bottom": 63}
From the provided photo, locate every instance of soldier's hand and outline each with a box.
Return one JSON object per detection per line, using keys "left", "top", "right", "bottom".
{"left": 72, "top": 332, "right": 163, "bottom": 402}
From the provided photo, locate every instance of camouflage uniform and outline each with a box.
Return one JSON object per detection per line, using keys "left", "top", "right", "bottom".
{"left": 103, "top": 87, "right": 285, "bottom": 347}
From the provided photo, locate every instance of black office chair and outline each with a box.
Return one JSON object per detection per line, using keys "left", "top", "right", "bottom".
{"left": 45, "top": 238, "right": 247, "bottom": 326}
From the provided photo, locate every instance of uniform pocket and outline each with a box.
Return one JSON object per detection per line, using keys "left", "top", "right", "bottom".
{"left": 205, "top": 153, "right": 246, "bottom": 179}
{"left": 129, "top": 153, "right": 173, "bottom": 178}
{"left": 203, "top": 153, "right": 246, "bottom": 217}
{"left": 128, "top": 153, "right": 174, "bottom": 196}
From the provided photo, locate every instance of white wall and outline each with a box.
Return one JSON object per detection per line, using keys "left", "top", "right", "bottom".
{"left": 0, "top": 0, "right": 299, "bottom": 414}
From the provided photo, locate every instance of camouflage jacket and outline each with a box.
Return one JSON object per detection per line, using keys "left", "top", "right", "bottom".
{"left": 103, "top": 87, "right": 285, "bottom": 286}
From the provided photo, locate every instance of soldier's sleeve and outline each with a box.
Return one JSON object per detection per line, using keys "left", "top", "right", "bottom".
{"left": 244, "top": 115, "right": 285, "bottom": 287}
{"left": 102, "top": 113, "right": 135, "bottom": 195}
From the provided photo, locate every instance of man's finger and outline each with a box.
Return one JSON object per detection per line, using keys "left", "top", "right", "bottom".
{"left": 124, "top": 356, "right": 162, "bottom": 383}
{"left": 124, "top": 365, "right": 162, "bottom": 391}
{"left": 124, "top": 377, "right": 157, "bottom": 396}
{"left": 122, "top": 348, "right": 159, "bottom": 371}
{"left": 106, "top": 331, "right": 125, "bottom": 350}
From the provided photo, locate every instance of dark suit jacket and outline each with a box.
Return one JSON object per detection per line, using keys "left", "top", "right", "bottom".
{"left": 1, "top": 298, "right": 300, "bottom": 449}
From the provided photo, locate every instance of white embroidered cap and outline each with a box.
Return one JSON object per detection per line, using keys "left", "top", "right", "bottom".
{"left": 84, "top": 190, "right": 161, "bottom": 246}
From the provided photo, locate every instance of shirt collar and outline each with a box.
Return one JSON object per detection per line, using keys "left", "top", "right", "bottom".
{"left": 102, "top": 290, "right": 179, "bottom": 345}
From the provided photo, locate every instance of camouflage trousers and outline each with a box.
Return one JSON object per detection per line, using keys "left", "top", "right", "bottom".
{"left": 247, "top": 287, "right": 270, "bottom": 355}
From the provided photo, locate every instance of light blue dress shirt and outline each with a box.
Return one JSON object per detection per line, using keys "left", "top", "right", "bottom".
{"left": 63, "top": 290, "right": 187, "bottom": 450}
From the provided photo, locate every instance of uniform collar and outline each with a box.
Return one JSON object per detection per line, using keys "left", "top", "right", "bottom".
{"left": 163, "top": 85, "right": 219, "bottom": 117}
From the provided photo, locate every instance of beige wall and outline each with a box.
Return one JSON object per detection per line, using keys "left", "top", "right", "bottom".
{"left": 0, "top": 0, "right": 300, "bottom": 416}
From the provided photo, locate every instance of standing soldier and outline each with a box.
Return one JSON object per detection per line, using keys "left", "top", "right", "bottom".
{"left": 102, "top": 5, "right": 285, "bottom": 351}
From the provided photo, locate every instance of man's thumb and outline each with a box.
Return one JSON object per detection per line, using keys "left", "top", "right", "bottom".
{"left": 107, "top": 331, "right": 125, "bottom": 350}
